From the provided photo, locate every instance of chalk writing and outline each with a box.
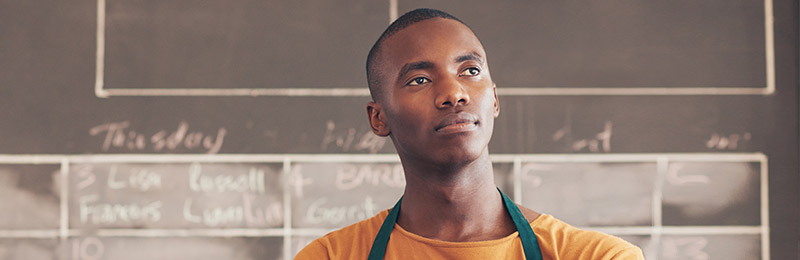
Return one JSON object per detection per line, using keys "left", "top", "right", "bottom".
{"left": 89, "top": 121, "right": 226, "bottom": 154}
{"left": 288, "top": 165, "right": 313, "bottom": 198}
{"left": 321, "top": 120, "right": 387, "bottom": 153}
{"left": 79, "top": 194, "right": 162, "bottom": 224}
{"left": 182, "top": 195, "right": 282, "bottom": 227}
{"left": 242, "top": 193, "right": 283, "bottom": 226}
{"left": 305, "top": 196, "right": 377, "bottom": 225}
{"left": 75, "top": 164, "right": 96, "bottom": 191}
{"left": 666, "top": 163, "right": 710, "bottom": 186}
{"left": 182, "top": 198, "right": 242, "bottom": 227}
{"left": 335, "top": 164, "right": 405, "bottom": 190}
{"left": 706, "top": 132, "right": 751, "bottom": 150}
{"left": 552, "top": 121, "right": 612, "bottom": 152}
{"left": 106, "top": 165, "right": 162, "bottom": 191}
{"left": 72, "top": 237, "right": 104, "bottom": 260}
{"left": 188, "top": 163, "right": 265, "bottom": 193}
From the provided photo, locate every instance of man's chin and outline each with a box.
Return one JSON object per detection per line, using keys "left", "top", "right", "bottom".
{"left": 431, "top": 146, "right": 488, "bottom": 168}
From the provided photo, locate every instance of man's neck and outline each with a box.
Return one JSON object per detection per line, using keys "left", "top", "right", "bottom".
{"left": 394, "top": 152, "right": 518, "bottom": 242}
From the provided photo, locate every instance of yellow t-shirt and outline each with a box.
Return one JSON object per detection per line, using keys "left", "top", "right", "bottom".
{"left": 295, "top": 210, "right": 644, "bottom": 259}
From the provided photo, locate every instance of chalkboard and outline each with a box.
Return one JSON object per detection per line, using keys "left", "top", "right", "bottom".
{"left": 0, "top": 154, "right": 772, "bottom": 260}
{"left": 0, "top": 0, "right": 797, "bottom": 259}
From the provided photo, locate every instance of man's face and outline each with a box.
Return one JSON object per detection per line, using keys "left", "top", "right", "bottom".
{"left": 368, "top": 18, "right": 499, "bottom": 167}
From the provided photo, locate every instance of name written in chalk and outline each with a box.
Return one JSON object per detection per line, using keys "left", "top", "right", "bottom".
{"left": 74, "top": 163, "right": 282, "bottom": 227}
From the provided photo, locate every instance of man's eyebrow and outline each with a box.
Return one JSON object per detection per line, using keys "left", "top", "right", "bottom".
{"left": 455, "top": 52, "right": 484, "bottom": 64}
{"left": 397, "top": 61, "right": 434, "bottom": 81}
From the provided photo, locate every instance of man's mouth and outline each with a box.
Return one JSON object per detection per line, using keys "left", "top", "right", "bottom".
{"left": 435, "top": 113, "right": 479, "bottom": 134}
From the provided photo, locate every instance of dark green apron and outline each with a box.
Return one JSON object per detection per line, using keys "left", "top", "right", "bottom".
{"left": 367, "top": 188, "right": 544, "bottom": 260}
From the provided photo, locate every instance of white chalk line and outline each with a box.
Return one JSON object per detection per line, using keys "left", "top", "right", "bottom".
{"left": 389, "top": 0, "right": 397, "bottom": 23}
{"left": 0, "top": 225, "right": 763, "bottom": 238}
{"left": 60, "top": 159, "right": 69, "bottom": 240}
{"left": 0, "top": 226, "right": 764, "bottom": 238}
{"left": 760, "top": 156, "right": 770, "bottom": 260}
{"left": 94, "top": 0, "right": 107, "bottom": 98}
{"left": 95, "top": 87, "right": 772, "bottom": 97}
{"left": 282, "top": 158, "right": 292, "bottom": 260}
{"left": 69, "top": 228, "right": 285, "bottom": 237}
{"left": 0, "top": 153, "right": 765, "bottom": 164}
{"left": 764, "top": 0, "right": 776, "bottom": 95}
{"left": 584, "top": 226, "right": 764, "bottom": 236}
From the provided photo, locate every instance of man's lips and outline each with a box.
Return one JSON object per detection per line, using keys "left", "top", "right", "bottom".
{"left": 435, "top": 113, "right": 479, "bottom": 133}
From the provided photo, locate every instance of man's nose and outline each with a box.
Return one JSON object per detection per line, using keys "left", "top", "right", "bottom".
{"left": 435, "top": 77, "right": 470, "bottom": 108}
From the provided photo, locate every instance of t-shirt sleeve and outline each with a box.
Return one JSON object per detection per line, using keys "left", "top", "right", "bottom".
{"left": 293, "top": 239, "right": 330, "bottom": 260}
{"left": 610, "top": 246, "right": 645, "bottom": 260}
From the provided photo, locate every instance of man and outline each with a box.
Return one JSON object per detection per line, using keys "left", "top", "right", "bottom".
{"left": 296, "top": 8, "right": 645, "bottom": 259}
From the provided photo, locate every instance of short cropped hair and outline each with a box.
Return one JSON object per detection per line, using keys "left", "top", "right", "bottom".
{"left": 366, "top": 8, "right": 467, "bottom": 101}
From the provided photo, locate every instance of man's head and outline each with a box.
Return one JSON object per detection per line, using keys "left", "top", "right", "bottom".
{"left": 365, "top": 8, "right": 499, "bottom": 167}
{"left": 366, "top": 8, "right": 466, "bottom": 102}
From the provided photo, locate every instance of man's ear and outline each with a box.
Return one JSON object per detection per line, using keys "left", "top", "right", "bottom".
{"left": 367, "top": 101, "right": 391, "bottom": 136}
{"left": 492, "top": 83, "right": 500, "bottom": 118}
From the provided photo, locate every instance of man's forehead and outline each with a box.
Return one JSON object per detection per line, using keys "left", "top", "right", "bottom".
{"left": 379, "top": 18, "right": 486, "bottom": 69}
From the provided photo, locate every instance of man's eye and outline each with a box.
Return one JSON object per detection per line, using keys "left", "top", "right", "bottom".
{"left": 407, "top": 77, "right": 430, "bottom": 86}
{"left": 459, "top": 67, "right": 481, "bottom": 77}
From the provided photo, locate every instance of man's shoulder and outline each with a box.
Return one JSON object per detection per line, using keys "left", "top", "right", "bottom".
{"left": 533, "top": 214, "right": 645, "bottom": 259}
{"left": 294, "top": 210, "right": 390, "bottom": 259}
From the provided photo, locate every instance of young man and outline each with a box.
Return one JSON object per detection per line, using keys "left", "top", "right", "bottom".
{"left": 296, "top": 8, "right": 645, "bottom": 259}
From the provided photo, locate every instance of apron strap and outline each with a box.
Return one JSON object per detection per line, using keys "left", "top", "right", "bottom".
{"left": 367, "top": 197, "right": 402, "bottom": 260}
{"left": 500, "top": 188, "right": 544, "bottom": 260}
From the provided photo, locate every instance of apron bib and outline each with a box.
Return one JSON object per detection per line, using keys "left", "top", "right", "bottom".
{"left": 367, "top": 188, "right": 544, "bottom": 260}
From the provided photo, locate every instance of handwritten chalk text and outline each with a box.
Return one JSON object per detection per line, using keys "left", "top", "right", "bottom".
{"left": 336, "top": 164, "right": 405, "bottom": 190}
{"left": 552, "top": 121, "right": 612, "bottom": 152}
{"left": 305, "top": 196, "right": 377, "bottom": 225}
{"left": 706, "top": 132, "right": 751, "bottom": 150}
{"left": 188, "top": 163, "right": 266, "bottom": 193}
{"left": 89, "top": 121, "right": 226, "bottom": 154}
{"left": 107, "top": 165, "right": 162, "bottom": 191}
{"left": 79, "top": 194, "right": 162, "bottom": 224}
{"left": 182, "top": 195, "right": 282, "bottom": 227}
{"left": 321, "top": 120, "right": 387, "bottom": 154}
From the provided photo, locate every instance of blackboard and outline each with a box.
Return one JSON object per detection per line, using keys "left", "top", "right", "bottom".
{"left": 0, "top": 0, "right": 797, "bottom": 259}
